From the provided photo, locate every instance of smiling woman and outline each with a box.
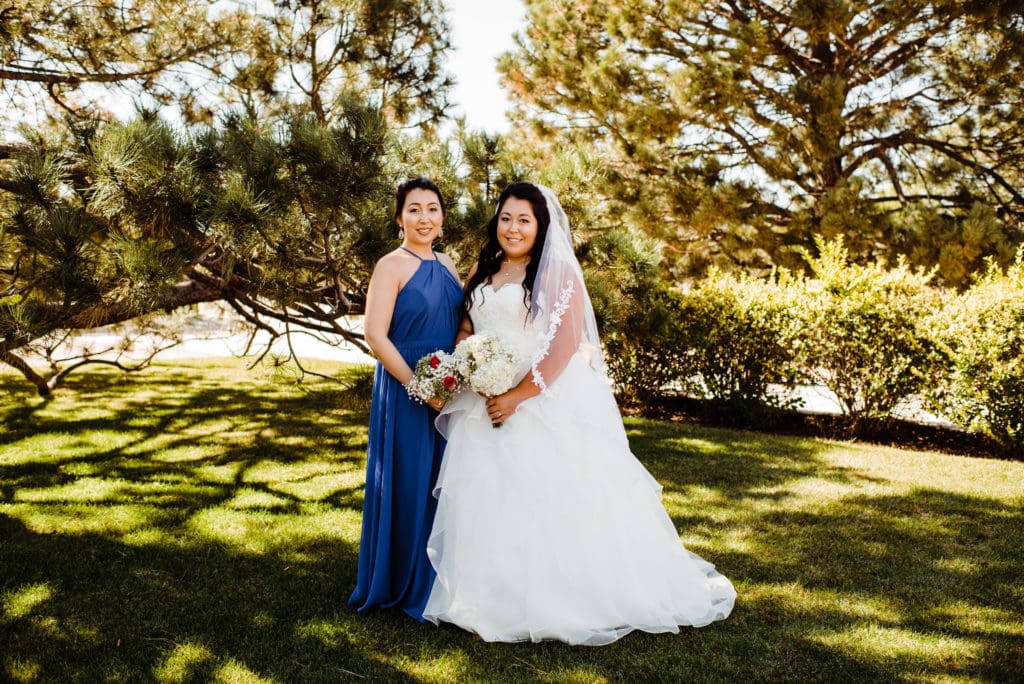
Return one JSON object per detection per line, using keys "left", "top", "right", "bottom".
{"left": 348, "top": 177, "right": 464, "bottom": 623}
{"left": 396, "top": 187, "right": 446, "bottom": 253}
{"left": 422, "top": 183, "right": 736, "bottom": 644}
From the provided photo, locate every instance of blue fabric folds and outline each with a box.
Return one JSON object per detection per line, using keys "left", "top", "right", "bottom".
{"left": 349, "top": 257, "right": 462, "bottom": 621}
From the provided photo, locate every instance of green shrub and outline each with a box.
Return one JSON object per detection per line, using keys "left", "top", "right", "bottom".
{"left": 586, "top": 226, "right": 689, "bottom": 406}
{"left": 791, "top": 238, "right": 941, "bottom": 422}
{"left": 674, "top": 268, "right": 803, "bottom": 416}
{"left": 603, "top": 266, "right": 803, "bottom": 418}
{"left": 603, "top": 282, "right": 690, "bottom": 406}
{"left": 926, "top": 253, "right": 1024, "bottom": 447}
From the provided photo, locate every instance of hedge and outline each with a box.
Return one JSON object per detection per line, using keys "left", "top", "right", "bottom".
{"left": 603, "top": 240, "right": 1024, "bottom": 448}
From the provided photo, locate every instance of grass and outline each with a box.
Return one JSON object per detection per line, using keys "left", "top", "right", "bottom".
{"left": 1, "top": 358, "right": 1022, "bottom": 683}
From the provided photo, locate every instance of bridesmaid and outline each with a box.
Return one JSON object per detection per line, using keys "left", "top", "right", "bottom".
{"left": 349, "top": 177, "right": 463, "bottom": 621}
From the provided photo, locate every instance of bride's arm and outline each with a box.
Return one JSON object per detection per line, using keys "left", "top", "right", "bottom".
{"left": 485, "top": 273, "right": 585, "bottom": 423}
{"left": 530, "top": 272, "right": 585, "bottom": 391}
{"left": 455, "top": 316, "right": 474, "bottom": 345}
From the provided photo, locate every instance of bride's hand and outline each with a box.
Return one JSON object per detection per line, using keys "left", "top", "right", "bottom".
{"left": 427, "top": 397, "right": 446, "bottom": 412}
{"left": 485, "top": 392, "right": 521, "bottom": 426}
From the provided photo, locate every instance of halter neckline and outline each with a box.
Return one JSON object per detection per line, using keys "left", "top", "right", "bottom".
{"left": 400, "top": 246, "right": 437, "bottom": 261}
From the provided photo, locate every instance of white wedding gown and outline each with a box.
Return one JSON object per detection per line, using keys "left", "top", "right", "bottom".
{"left": 422, "top": 284, "right": 736, "bottom": 645}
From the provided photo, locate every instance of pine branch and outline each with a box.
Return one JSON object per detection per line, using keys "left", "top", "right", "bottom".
{"left": 1, "top": 280, "right": 222, "bottom": 357}
{"left": 910, "top": 136, "right": 1024, "bottom": 206}
{"left": 44, "top": 347, "right": 178, "bottom": 393}
{"left": 0, "top": 350, "right": 51, "bottom": 397}
{"left": 0, "top": 142, "right": 32, "bottom": 159}
{"left": 0, "top": 63, "right": 166, "bottom": 85}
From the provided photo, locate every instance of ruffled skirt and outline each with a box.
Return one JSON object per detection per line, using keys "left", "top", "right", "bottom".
{"left": 422, "top": 355, "right": 736, "bottom": 645}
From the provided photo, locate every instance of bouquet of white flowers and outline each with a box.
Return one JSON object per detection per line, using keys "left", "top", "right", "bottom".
{"left": 405, "top": 335, "right": 521, "bottom": 425}
{"left": 405, "top": 350, "right": 465, "bottom": 404}
{"left": 457, "top": 333, "right": 521, "bottom": 394}
{"left": 455, "top": 333, "right": 522, "bottom": 426}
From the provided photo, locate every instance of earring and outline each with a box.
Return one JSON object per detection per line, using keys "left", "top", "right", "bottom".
{"left": 438, "top": 228, "right": 444, "bottom": 239}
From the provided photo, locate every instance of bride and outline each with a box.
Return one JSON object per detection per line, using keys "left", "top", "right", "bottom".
{"left": 422, "top": 182, "right": 736, "bottom": 645}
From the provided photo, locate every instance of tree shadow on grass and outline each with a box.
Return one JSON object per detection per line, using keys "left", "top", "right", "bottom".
{"left": 3, "top": 368, "right": 1022, "bottom": 682}
{"left": 0, "top": 368, "right": 371, "bottom": 499}
{"left": 0, "top": 513, "right": 414, "bottom": 682}
{"left": 612, "top": 419, "right": 1023, "bottom": 682}
{"left": 712, "top": 488, "right": 1024, "bottom": 682}
{"left": 623, "top": 417, "right": 883, "bottom": 500}
{"left": 0, "top": 364, "right": 420, "bottom": 680}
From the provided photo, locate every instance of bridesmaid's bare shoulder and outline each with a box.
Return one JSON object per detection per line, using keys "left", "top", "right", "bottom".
{"left": 372, "top": 248, "right": 422, "bottom": 289}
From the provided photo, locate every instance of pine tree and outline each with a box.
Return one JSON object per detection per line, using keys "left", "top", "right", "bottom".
{"left": 501, "top": 0, "right": 1024, "bottom": 284}
{"left": 202, "top": 0, "right": 454, "bottom": 127}
{"left": 0, "top": 0, "right": 244, "bottom": 128}
{"left": 0, "top": 1, "right": 455, "bottom": 130}
{"left": 1, "top": 1, "right": 458, "bottom": 393}
{"left": 1, "top": 108, "right": 398, "bottom": 394}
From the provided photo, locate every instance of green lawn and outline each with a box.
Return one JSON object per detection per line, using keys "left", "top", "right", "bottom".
{"left": 1, "top": 359, "right": 1022, "bottom": 683}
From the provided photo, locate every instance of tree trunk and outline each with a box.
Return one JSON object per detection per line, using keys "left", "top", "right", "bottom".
{"left": 0, "top": 351, "right": 51, "bottom": 397}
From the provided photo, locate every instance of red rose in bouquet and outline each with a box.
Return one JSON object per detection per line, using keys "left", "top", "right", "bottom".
{"left": 406, "top": 350, "right": 466, "bottom": 404}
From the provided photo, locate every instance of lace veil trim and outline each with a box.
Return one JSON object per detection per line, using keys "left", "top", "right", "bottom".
{"left": 528, "top": 185, "right": 606, "bottom": 395}
{"left": 530, "top": 279, "right": 574, "bottom": 393}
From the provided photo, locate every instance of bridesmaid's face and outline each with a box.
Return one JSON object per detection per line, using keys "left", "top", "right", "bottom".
{"left": 397, "top": 188, "right": 444, "bottom": 247}
{"left": 497, "top": 197, "right": 538, "bottom": 261}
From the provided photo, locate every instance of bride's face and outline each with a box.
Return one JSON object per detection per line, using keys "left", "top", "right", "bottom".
{"left": 497, "top": 197, "right": 538, "bottom": 261}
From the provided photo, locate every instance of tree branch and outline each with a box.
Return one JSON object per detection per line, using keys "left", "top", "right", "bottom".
{"left": 0, "top": 65, "right": 163, "bottom": 85}
{"left": 911, "top": 136, "right": 1024, "bottom": 206}
{"left": 0, "top": 142, "right": 32, "bottom": 159}
{"left": 0, "top": 350, "right": 51, "bottom": 397}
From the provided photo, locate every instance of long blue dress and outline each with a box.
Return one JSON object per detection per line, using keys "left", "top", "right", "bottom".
{"left": 349, "top": 250, "right": 463, "bottom": 621}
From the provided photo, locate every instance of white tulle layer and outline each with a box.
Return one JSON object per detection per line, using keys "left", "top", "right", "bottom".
{"left": 424, "top": 355, "right": 736, "bottom": 645}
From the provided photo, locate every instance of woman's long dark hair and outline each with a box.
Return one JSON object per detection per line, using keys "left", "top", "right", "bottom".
{"left": 464, "top": 182, "right": 550, "bottom": 318}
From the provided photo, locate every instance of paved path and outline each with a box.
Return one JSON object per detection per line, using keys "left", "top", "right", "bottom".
{"left": 27, "top": 302, "right": 374, "bottom": 365}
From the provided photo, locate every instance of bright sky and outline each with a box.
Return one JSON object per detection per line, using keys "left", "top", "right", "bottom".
{"left": 445, "top": 0, "right": 526, "bottom": 133}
